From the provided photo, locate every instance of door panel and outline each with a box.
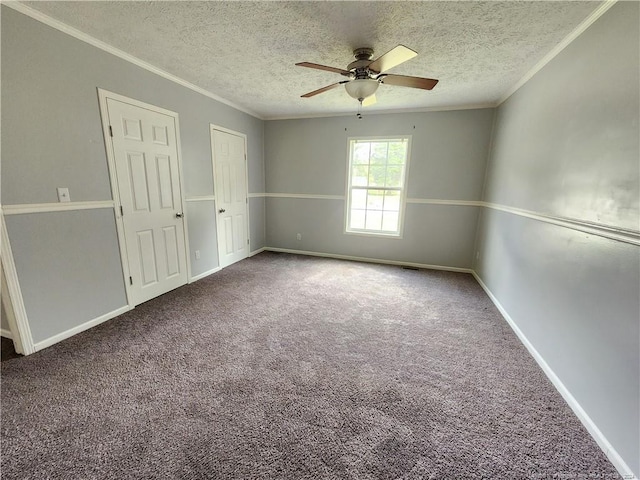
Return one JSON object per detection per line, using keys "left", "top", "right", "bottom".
{"left": 107, "top": 98, "right": 187, "bottom": 306}
{"left": 123, "top": 118, "right": 143, "bottom": 141}
{"left": 224, "top": 217, "right": 234, "bottom": 255}
{"left": 137, "top": 230, "right": 158, "bottom": 286}
{"left": 156, "top": 155, "right": 174, "bottom": 209}
{"left": 213, "top": 128, "right": 249, "bottom": 269}
{"left": 222, "top": 164, "right": 232, "bottom": 203}
{"left": 234, "top": 214, "right": 242, "bottom": 250}
{"left": 152, "top": 125, "right": 168, "bottom": 145}
{"left": 163, "top": 226, "right": 180, "bottom": 277}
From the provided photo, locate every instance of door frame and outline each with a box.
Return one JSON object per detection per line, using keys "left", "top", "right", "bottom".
{"left": 209, "top": 124, "right": 250, "bottom": 268}
{"left": 1, "top": 214, "right": 35, "bottom": 355}
{"left": 98, "top": 88, "right": 191, "bottom": 308}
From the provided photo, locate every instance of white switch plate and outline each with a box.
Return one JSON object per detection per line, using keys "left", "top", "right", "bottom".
{"left": 57, "top": 187, "right": 71, "bottom": 203}
{"left": 195, "top": 250, "right": 201, "bottom": 260}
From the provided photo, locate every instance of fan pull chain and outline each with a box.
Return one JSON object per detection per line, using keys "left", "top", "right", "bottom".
{"left": 356, "top": 100, "right": 363, "bottom": 119}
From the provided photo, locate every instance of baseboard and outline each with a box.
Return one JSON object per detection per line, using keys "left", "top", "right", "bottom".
{"left": 33, "top": 305, "right": 131, "bottom": 352}
{"left": 471, "top": 271, "right": 637, "bottom": 480}
{"left": 1, "top": 328, "right": 13, "bottom": 340}
{"left": 264, "top": 247, "right": 473, "bottom": 274}
{"left": 189, "top": 266, "right": 222, "bottom": 283}
{"left": 249, "top": 247, "right": 266, "bottom": 257}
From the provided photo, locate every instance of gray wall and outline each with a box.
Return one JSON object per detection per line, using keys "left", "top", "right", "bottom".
{"left": 5, "top": 210, "right": 127, "bottom": 344}
{"left": 3, "top": 3, "right": 637, "bottom": 474}
{"left": 1, "top": 6, "right": 265, "bottom": 344}
{"left": 264, "top": 110, "right": 494, "bottom": 267}
{"left": 475, "top": 2, "right": 639, "bottom": 475}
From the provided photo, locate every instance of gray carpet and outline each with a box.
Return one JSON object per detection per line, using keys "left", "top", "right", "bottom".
{"left": 1, "top": 252, "right": 620, "bottom": 479}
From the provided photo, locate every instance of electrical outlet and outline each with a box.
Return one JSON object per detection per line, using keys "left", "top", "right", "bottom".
{"left": 195, "top": 250, "right": 201, "bottom": 260}
{"left": 296, "top": 233, "right": 302, "bottom": 241}
{"left": 57, "top": 187, "right": 70, "bottom": 203}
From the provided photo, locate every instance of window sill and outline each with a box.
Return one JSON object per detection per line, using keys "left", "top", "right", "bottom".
{"left": 344, "top": 229, "right": 404, "bottom": 239}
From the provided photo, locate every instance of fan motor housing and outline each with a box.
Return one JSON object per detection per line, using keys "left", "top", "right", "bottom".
{"left": 347, "top": 47, "right": 375, "bottom": 73}
{"left": 296, "top": 44, "right": 438, "bottom": 100}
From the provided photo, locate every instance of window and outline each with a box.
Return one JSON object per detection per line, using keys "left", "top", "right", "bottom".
{"left": 345, "top": 136, "right": 410, "bottom": 237}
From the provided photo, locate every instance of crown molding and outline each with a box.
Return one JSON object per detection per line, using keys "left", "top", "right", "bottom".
{"left": 498, "top": 0, "right": 618, "bottom": 106}
{"left": 263, "top": 103, "right": 498, "bottom": 121}
{"left": 2, "top": 1, "right": 264, "bottom": 120}
{"left": 3, "top": 0, "right": 618, "bottom": 123}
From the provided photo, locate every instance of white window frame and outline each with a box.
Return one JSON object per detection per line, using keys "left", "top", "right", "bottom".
{"left": 344, "top": 135, "right": 412, "bottom": 238}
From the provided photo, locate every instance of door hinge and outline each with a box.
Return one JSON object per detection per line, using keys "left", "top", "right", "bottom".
{"left": 247, "top": 238, "right": 250, "bottom": 245}
{"left": 129, "top": 276, "right": 133, "bottom": 285}
{"left": 120, "top": 205, "right": 124, "bottom": 216}
{"left": 109, "top": 125, "right": 113, "bottom": 137}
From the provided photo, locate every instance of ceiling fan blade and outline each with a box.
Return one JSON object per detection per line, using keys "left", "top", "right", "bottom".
{"left": 378, "top": 74, "right": 439, "bottom": 90}
{"left": 301, "top": 81, "right": 349, "bottom": 98}
{"left": 362, "top": 94, "right": 377, "bottom": 107}
{"left": 296, "top": 62, "right": 351, "bottom": 77}
{"left": 368, "top": 45, "right": 418, "bottom": 74}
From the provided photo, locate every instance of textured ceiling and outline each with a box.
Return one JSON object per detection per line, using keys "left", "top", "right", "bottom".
{"left": 22, "top": 1, "right": 601, "bottom": 119}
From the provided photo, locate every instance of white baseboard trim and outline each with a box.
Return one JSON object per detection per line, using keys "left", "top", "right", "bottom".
{"left": 32, "top": 305, "right": 131, "bottom": 352}
{"left": 264, "top": 247, "right": 472, "bottom": 274}
{"left": 249, "top": 247, "right": 266, "bottom": 257}
{"left": 189, "top": 249, "right": 266, "bottom": 282}
{"left": 189, "top": 266, "right": 222, "bottom": 283}
{"left": 471, "top": 271, "right": 637, "bottom": 480}
{"left": 1, "top": 328, "right": 13, "bottom": 340}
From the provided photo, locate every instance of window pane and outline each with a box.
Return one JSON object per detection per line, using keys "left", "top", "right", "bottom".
{"left": 367, "top": 190, "right": 384, "bottom": 209}
{"left": 351, "top": 189, "right": 366, "bottom": 209}
{"left": 350, "top": 209, "right": 365, "bottom": 229}
{"left": 365, "top": 210, "right": 382, "bottom": 230}
{"left": 352, "top": 165, "right": 369, "bottom": 186}
{"left": 385, "top": 165, "right": 404, "bottom": 188}
{"left": 368, "top": 166, "right": 386, "bottom": 187}
{"left": 370, "top": 142, "right": 388, "bottom": 165}
{"left": 353, "top": 142, "right": 370, "bottom": 165}
{"left": 346, "top": 137, "right": 409, "bottom": 236}
{"left": 388, "top": 141, "right": 407, "bottom": 164}
{"left": 384, "top": 191, "right": 400, "bottom": 211}
{"left": 382, "top": 211, "right": 399, "bottom": 232}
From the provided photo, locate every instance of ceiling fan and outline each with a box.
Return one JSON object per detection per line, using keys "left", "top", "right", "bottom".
{"left": 296, "top": 45, "right": 438, "bottom": 107}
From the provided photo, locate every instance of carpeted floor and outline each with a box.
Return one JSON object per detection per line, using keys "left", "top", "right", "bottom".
{"left": 1, "top": 252, "right": 620, "bottom": 479}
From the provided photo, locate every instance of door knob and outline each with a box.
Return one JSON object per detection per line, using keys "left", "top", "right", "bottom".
{"left": 218, "top": 208, "right": 226, "bottom": 213}
{"left": 175, "top": 212, "right": 184, "bottom": 218}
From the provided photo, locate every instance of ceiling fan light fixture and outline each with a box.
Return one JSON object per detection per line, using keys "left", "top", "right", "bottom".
{"left": 297, "top": 45, "right": 438, "bottom": 103}
{"left": 344, "top": 79, "right": 379, "bottom": 101}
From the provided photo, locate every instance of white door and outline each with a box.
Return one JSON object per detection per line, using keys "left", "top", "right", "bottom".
{"left": 212, "top": 128, "right": 249, "bottom": 269}
{"left": 106, "top": 98, "right": 188, "bottom": 306}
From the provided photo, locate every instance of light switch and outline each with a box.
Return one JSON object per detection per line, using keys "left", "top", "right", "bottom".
{"left": 57, "top": 187, "right": 71, "bottom": 203}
